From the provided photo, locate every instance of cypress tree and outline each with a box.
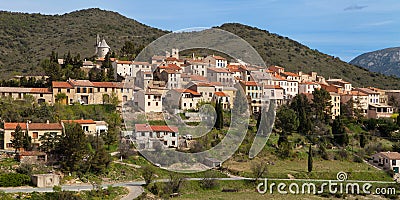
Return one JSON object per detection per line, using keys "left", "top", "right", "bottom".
{"left": 308, "top": 144, "right": 313, "bottom": 172}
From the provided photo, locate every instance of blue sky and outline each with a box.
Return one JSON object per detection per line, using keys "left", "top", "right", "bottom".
{"left": 2, "top": 0, "right": 399, "bottom": 62}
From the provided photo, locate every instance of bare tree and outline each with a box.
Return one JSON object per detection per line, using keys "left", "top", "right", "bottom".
{"left": 251, "top": 160, "right": 268, "bottom": 181}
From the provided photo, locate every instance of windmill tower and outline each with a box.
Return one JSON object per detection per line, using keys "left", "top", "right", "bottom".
{"left": 95, "top": 34, "right": 111, "bottom": 58}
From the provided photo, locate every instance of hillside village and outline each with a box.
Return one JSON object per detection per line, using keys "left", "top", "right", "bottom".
{"left": 0, "top": 35, "right": 400, "bottom": 199}
{"left": 1, "top": 36, "right": 398, "bottom": 151}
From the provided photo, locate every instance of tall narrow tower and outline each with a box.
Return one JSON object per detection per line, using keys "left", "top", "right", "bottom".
{"left": 95, "top": 35, "right": 111, "bottom": 58}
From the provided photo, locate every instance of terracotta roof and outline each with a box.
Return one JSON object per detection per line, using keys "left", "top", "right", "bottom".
{"left": 214, "top": 91, "right": 229, "bottom": 97}
{"left": 61, "top": 119, "right": 96, "bottom": 124}
{"left": 212, "top": 55, "right": 227, "bottom": 60}
{"left": 190, "top": 75, "right": 207, "bottom": 82}
{"left": 195, "top": 82, "right": 213, "bottom": 87}
{"left": 163, "top": 69, "right": 180, "bottom": 74}
{"left": 282, "top": 72, "right": 299, "bottom": 77}
{"left": 346, "top": 90, "right": 368, "bottom": 96}
{"left": 208, "top": 67, "right": 230, "bottom": 73}
{"left": 0, "top": 87, "right": 38, "bottom": 93}
{"left": 4, "top": 122, "right": 63, "bottom": 130}
{"left": 354, "top": 88, "right": 379, "bottom": 94}
{"left": 209, "top": 82, "right": 223, "bottom": 86}
{"left": 30, "top": 88, "right": 52, "bottom": 94}
{"left": 92, "top": 82, "right": 123, "bottom": 88}
{"left": 264, "top": 85, "right": 283, "bottom": 89}
{"left": 376, "top": 152, "right": 400, "bottom": 160}
{"left": 135, "top": 124, "right": 178, "bottom": 132}
{"left": 116, "top": 61, "right": 133, "bottom": 64}
{"left": 272, "top": 75, "right": 286, "bottom": 81}
{"left": 240, "top": 81, "right": 259, "bottom": 86}
{"left": 165, "top": 57, "right": 179, "bottom": 62}
{"left": 69, "top": 80, "right": 94, "bottom": 87}
{"left": 52, "top": 82, "right": 73, "bottom": 88}
{"left": 174, "top": 89, "right": 201, "bottom": 96}
{"left": 159, "top": 64, "right": 182, "bottom": 71}
{"left": 268, "top": 65, "right": 284, "bottom": 70}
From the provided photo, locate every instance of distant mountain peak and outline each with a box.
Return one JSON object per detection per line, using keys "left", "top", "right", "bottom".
{"left": 350, "top": 47, "right": 400, "bottom": 77}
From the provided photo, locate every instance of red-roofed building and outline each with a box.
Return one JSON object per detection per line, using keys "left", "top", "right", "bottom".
{"left": 371, "top": 152, "right": 400, "bottom": 174}
{"left": 239, "top": 80, "right": 263, "bottom": 114}
{"left": 212, "top": 91, "right": 232, "bottom": 110}
{"left": 187, "top": 82, "right": 216, "bottom": 102}
{"left": 61, "top": 119, "right": 97, "bottom": 135}
{"left": 52, "top": 79, "right": 133, "bottom": 106}
{"left": 134, "top": 124, "right": 179, "bottom": 149}
{"left": 0, "top": 86, "right": 53, "bottom": 104}
{"left": 204, "top": 55, "right": 228, "bottom": 68}
{"left": 3, "top": 122, "right": 63, "bottom": 151}
{"left": 268, "top": 65, "right": 284, "bottom": 74}
{"left": 263, "top": 85, "right": 285, "bottom": 107}
{"left": 135, "top": 90, "right": 162, "bottom": 113}
{"left": 164, "top": 89, "right": 203, "bottom": 110}
{"left": 113, "top": 60, "right": 151, "bottom": 79}
{"left": 299, "top": 82, "right": 321, "bottom": 94}
{"left": 207, "top": 68, "right": 233, "bottom": 86}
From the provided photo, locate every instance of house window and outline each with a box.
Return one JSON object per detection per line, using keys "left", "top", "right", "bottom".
{"left": 393, "top": 160, "right": 397, "bottom": 166}
{"left": 83, "top": 88, "right": 87, "bottom": 93}
{"left": 58, "top": 88, "right": 61, "bottom": 93}
{"left": 6, "top": 143, "right": 12, "bottom": 148}
{"left": 89, "top": 88, "right": 93, "bottom": 93}
{"left": 156, "top": 102, "right": 158, "bottom": 106}
{"left": 172, "top": 141, "right": 176, "bottom": 146}
{"left": 77, "top": 88, "right": 81, "bottom": 93}
{"left": 141, "top": 132, "right": 145, "bottom": 136}
{"left": 164, "top": 141, "right": 168, "bottom": 146}
{"left": 82, "top": 126, "right": 89, "bottom": 132}
{"left": 148, "top": 102, "right": 151, "bottom": 106}
{"left": 97, "top": 88, "right": 100, "bottom": 92}
{"left": 67, "top": 89, "right": 70, "bottom": 93}
{"left": 105, "top": 88, "right": 108, "bottom": 92}
{"left": 32, "top": 132, "right": 38, "bottom": 139}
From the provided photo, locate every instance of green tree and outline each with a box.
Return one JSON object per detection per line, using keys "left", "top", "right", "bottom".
{"left": 275, "top": 105, "right": 299, "bottom": 146}
{"left": 332, "top": 116, "right": 348, "bottom": 147}
{"left": 312, "top": 88, "right": 331, "bottom": 121}
{"left": 57, "top": 123, "right": 89, "bottom": 172}
{"left": 87, "top": 135, "right": 111, "bottom": 174}
{"left": 359, "top": 132, "right": 367, "bottom": 148}
{"left": 22, "top": 131, "right": 32, "bottom": 151}
{"left": 307, "top": 145, "right": 313, "bottom": 172}
{"left": 55, "top": 93, "right": 67, "bottom": 104}
{"left": 39, "top": 132, "right": 61, "bottom": 154}
{"left": 142, "top": 165, "right": 156, "bottom": 186}
{"left": 290, "top": 94, "right": 312, "bottom": 135}
{"left": 214, "top": 99, "right": 223, "bottom": 130}
{"left": 41, "top": 59, "right": 62, "bottom": 82}
{"left": 11, "top": 124, "right": 24, "bottom": 152}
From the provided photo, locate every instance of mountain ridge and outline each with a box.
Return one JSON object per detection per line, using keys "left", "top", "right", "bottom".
{"left": 350, "top": 47, "right": 400, "bottom": 78}
{"left": 0, "top": 8, "right": 400, "bottom": 89}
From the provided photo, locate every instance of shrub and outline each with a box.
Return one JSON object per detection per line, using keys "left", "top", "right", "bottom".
{"left": 16, "top": 163, "right": 33, "bottom": 176}
{"left": 0, "top": 173, "right": 31, "bottom": 187}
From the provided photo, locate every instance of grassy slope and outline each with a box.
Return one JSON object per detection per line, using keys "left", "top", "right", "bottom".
{"left": 0, "top": 8, "right": 167, "bottom": 78}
